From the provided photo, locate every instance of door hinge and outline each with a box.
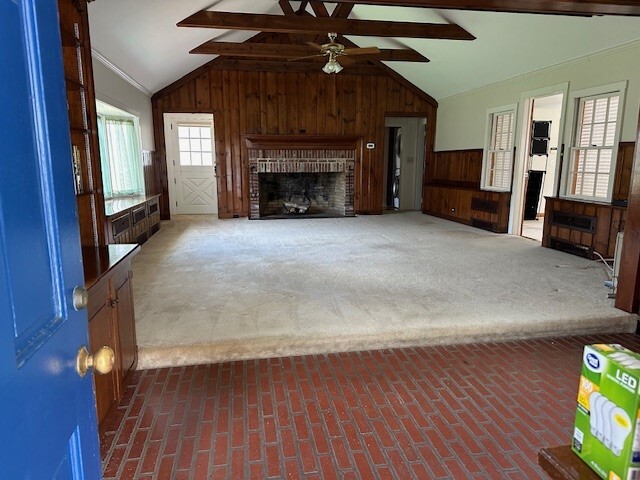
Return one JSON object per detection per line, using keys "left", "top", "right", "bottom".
{"left": 176, "top": 201, "right": 178, "bottom": 207}
{"left": 174, "top": 178, "right": 177, "bottom": 184}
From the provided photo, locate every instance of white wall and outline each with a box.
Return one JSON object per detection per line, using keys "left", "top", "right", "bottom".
{"left": 436, "top": 41, "right": 640, "bottom": 151}
{"left": 92, "top": 56, "right": 154, "bottom": 150}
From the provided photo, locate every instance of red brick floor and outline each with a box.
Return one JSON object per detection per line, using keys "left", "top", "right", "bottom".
{"left": 100, "top": 333, "right": 640, "bottom": 479}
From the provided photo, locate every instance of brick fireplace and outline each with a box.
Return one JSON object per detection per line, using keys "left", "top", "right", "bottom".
{"left": 246, "top": 136, "right": 357, "bottom": 220}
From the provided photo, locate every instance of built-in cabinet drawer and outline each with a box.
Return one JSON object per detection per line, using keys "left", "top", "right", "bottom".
{"left": 111, "top": 214, "right": 131, "bottom": 242}
{"left": 105, "top": 194, "right": 161, "bottom": 245}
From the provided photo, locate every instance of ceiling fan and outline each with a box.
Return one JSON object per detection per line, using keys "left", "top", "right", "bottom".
{"left": 290, "top": 32, "right": 380, "bottom": 74}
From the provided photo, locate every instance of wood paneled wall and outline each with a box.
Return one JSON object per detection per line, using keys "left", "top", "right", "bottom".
{"left": 426, "top": 149, "right": 483, "bottom": 188}
{"left": 151, "top": 69, "right": 436, "bottom": 219}
{"left": 422, "top": 148, "right": 510, "bottom": 232}
{"left": 141, "top": 150, "right": 162, "bottom": 197}
{"left": 423, "top": 142, "right": 635, "bottom": 234}
{"left": 613, "top": 142, "right": 636, "bottom": 203}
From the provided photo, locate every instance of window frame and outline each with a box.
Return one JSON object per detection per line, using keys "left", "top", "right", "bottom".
{"left": 97, "top": 112, "right": 145, "bottom": 199}
{"left": 481, "top": 103, "right": 518, "bottom": 193}
{"left": 560, "top": 81, "right": 627, "bottom": 203}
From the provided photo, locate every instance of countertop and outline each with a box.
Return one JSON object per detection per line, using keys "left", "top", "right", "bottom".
{"left": 104, "top": 194, "right": 160, "bottom": 217}
{"left": 82, "top": 244, "right": 140, "bottom": 289}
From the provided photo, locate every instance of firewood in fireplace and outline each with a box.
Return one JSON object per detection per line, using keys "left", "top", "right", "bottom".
{"left": 283, "top": 195, "right": 311, "bottom": 214}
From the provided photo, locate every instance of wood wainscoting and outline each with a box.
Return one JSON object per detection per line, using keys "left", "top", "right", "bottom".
{"left": 424, "top": 143, "right": 635, "bottom": 235}
{"left": 151, "top": 68, "right": 436, "bottom": 219}
{"left": 422, "top": 149, "right": 510, "bottom": 232}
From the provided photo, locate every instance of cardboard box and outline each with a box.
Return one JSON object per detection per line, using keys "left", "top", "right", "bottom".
{"left": 572, "top": 344, "right": 640, "bottom": 480}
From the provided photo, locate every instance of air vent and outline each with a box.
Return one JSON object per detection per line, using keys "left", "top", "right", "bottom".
{"left": 471, "top": 218, "right": 497, "bottom": 232}
{"left": 471, "top": 198, "right": 498, "bottom": 214}
{"left": 551, "top": 211, "right": 596, "bottom": 233}
{"left": 549, "top": 238, "right": 591, "bottom": 258}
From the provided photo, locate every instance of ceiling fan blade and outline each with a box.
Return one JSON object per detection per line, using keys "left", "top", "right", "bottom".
{"left": 306, "top": 42, "right": 323, "bottom": 50}
{"left": 288, "top": 54, "right": 326, "bottom": 62}
{"left": 342, "top": 47, "right": 381, "bottom": 56}
{"left": 337, "top": 55, "right": 356, "bottom": 66}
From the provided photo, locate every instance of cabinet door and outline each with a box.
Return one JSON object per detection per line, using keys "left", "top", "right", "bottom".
{"left": 89, "top": 304, "right": 118, "bottom": 425}
{"left": 116, "top": 273, "right": 137, "bottom": 377}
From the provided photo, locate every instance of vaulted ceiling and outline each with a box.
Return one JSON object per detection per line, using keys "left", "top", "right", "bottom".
{"left": 87, "top": 1, "right": 640, "bottom": 100}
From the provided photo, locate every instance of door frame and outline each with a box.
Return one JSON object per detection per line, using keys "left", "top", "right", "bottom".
{"left": 163, "top": 113, "right": 216, "bottom": 216}
{"left": 510, "top": 82, "right": 569, "bottom": 235}
{"left": 383, "top": 115, "right": 427, "bottom": 211}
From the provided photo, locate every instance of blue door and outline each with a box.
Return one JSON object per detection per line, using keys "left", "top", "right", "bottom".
{"left": 0, "top": 0, "right": 101, "bottom": 478}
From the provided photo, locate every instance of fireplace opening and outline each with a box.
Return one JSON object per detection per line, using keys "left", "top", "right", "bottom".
{"left": 259, "top": 172, "right": 346, "bottom": 219}
{"left": 246, "top": 135, "right": 357, "bottom": 220}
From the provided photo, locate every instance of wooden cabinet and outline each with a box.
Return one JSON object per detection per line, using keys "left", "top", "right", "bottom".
{"left": 105, "top": 195, "right": 162, "bottom": 245}
{"left": 88, "top": 301, "right": 118, "bottom": 425}
{"left": 83, "top": 245, "right": 140, "bottom": 428}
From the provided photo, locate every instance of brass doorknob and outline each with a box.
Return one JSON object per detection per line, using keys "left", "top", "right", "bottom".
{"left": 76, "top": 346, "right": 115, "bottom": 378}
{"left": 72, "top": 286, "right": 89, "bottom": 310}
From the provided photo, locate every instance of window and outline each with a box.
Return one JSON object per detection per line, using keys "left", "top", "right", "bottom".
{"left": 566, "top": 92, "right": 621, "bottom": 200}
{"left": 177, "top": 124, "right": 213, "bottom": 166}
{"left": 97, "top": 114, "right": 144, "bottom": 198}
{"left": 481, "top": 104, "right": 517, "bottom": 192}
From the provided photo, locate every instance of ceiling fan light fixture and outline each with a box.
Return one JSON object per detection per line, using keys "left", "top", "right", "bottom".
{"left": 322, "top": 58, "right": 343, "bottom": 74}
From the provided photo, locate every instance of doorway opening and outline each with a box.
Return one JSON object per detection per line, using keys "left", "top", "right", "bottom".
{"left": 511, "top": 85, "right": 567, "bottom": 240}
{"left": 163, "top": 113, "right": 217, "bottom": 216}
{"left": 383, "top": 117, "right": 426, "bottom": 211}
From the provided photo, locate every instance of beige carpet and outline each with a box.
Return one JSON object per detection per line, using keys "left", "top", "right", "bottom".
{"left": 132, "top": 212, "right": 637, "bottom": 369}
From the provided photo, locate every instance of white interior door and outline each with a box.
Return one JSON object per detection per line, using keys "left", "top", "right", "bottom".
{"left": 164, "top": 113, "right": 217, "bottom": 215}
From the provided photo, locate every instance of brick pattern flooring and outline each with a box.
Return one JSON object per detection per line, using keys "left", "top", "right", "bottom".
{"left": 100, "top": 333, "right": 640, "bottom": 479}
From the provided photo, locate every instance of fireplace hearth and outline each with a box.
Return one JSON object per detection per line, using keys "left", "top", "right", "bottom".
{"left": 247, "top": 136, "right": 357, "bottom": 220}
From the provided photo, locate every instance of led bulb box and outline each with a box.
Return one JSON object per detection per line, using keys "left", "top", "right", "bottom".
{"left": 572, "top": 344, "right": 640, "bottom": 480}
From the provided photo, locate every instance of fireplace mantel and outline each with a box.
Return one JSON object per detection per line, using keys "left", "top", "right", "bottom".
{"left": 245, "top": 135, "right": 360, "bottom": 151}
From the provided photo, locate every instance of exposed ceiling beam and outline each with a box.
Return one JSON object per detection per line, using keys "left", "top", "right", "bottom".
{"left": 177, "top": 10, "right": 475, "bottom": 40}
{"left": 332, "top": 3, "right": 355, "bottom": 18}
{"left": 328, "top": 0, "right": 640, "bottom": 16}
{"left": 310, "top": 2, "right": 330, "bottom": 17}
{"left": 189, "top": 41, "right": 430, "bottom": 62}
